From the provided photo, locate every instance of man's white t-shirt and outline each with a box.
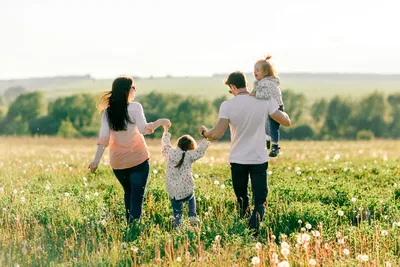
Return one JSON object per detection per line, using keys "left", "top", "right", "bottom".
{"left": 219, "top": 95, "right": 279, "bottom": 164}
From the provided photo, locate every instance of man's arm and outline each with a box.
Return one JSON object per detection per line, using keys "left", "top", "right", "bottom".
{"left": 270, "top": 110, "right": 291, "bottom": 127}
{"left": 199, "top": 118, "right": 229, "bottom": 141}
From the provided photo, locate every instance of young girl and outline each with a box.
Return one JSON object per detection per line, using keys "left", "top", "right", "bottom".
{"left": 251, "top": 55, "right": 284, "bottom": 157}
{"left": 161, "top": 126, "right": 210, "bottom": 228}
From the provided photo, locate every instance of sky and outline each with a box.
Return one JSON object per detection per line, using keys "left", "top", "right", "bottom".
{"left": 1, "top": 0, "right": 399, "bottom": 79}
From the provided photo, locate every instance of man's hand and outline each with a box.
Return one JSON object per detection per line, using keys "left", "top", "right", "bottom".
{"left": 199, "top": 125, "right": 208, "bottom": 137}
{"left": 88, "top": 161, "right": 99, "bottom": 173}
{"left": 250, "top": 91, "right": 256, "bottom": 96}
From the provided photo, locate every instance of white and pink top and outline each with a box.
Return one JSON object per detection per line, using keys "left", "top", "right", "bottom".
{"left": 161, "top": 132, "right": 209, "bottom": 200}
{"left": 97, "top": 102, "right": 156, "bottom": 170}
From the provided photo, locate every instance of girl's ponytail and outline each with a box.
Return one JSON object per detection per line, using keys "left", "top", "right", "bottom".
{"left": 174, "top": 135, "right": 196, "bottom": 169}
{"left": 175, "top": 151, "right": 186, "bottom": 169}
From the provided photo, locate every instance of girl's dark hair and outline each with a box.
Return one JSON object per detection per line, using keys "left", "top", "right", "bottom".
{"left": 175, "top": 135, "right": 196, "bottom": 169}
{"left": 98, "top": 75, "right": 134, "bottom": 131}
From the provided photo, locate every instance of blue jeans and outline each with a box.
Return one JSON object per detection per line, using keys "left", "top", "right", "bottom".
{"left": 113, "top": 160, "right": 150, "bottom": 224}
{"left": 170, "top": 193, "right": 196, "bottom": 227}
{"left": 230, "top": 162, "right": 269, "bottom": 232}
{"left": 266, "top": 105, "right": 284, "bottom": 143}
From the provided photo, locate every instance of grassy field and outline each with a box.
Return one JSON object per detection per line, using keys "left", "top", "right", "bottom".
{"left": 1, "top": 73, "right": 400, "bottom": 102}
{"left": 0, "top": 137, "right": 400, "bottom": 266}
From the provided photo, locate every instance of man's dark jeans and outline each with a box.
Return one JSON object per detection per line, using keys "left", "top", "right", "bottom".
{"left": 113, "top": 160, "right": 150, "bottom": 224}
{"left": 230, "top": 162, "right": 269, "bottom": 232}
{"left": 170, "top": 193, "right": 196, "bottom": 228}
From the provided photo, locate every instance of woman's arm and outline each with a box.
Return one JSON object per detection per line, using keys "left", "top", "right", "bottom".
{"left": 130, "top": 103, "right": 171, "bottom": 134}
{"left": 89, "top": 111, "right": 110, "bottom": 172}
{"left": 88, "top": 145, "right": 106, "bottom": 172}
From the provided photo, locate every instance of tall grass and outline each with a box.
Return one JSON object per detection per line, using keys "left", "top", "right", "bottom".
{"left": 0, "top": 138, "right": 399, "bottom": 266}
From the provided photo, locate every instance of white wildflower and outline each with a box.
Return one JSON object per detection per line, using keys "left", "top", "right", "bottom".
{"left": 251, "top": 256, "right": 261, "bottom": 265}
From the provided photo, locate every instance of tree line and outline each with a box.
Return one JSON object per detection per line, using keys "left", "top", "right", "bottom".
{"left": 0, "top": 89, "right": 399, "bottom": 140}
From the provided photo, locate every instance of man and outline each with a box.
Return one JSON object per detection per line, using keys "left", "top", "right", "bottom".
{"left": 199, "top": 71, "right": 291, "bottom": 234}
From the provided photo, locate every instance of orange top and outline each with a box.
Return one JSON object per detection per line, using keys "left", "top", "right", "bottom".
{"left": 97, "top": 102, "right": 155, "bottom": 170}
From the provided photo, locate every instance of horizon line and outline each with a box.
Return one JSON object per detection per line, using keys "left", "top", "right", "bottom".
{"left": 2, "top": 71, "right": 400, "bottom": 81}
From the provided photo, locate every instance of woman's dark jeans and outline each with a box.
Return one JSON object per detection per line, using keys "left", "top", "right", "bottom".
{"left": 113, "top": 160, "right": 150, "bottom": 224}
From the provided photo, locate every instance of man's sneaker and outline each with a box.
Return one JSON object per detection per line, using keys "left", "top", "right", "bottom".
{"left": 266, "top": 140, "right": 271, "bottom": 149}
{"left": 269, "top": 144, "right": 280, "bottom": 157}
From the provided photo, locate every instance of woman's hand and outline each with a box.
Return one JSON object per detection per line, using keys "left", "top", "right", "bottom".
{"left": 160, "top": 119, "right": 172, "bottom": 128}
{"left": 88, "top": 161, "right": 99, "bottom": 173}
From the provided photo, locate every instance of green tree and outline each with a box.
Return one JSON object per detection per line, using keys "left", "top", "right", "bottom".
{"left": 5, "top": 92, "right": 45, "bottom": 122}
{"left": 57, "top": 119, "right": 80, "bottom": 138}
{"left": 1, "top": 116, "right": 30, "bottom": 135}
{"left": 282, "top": 89, "right": 306, "bottom": 124}
{"left": 48, "top": 94, "right": 97, "bottom": 131}
{"left": 1, "top": 92, "right": 46, "bottom": 135}
{"left": 388, "top": 93, "right": 400, "bottom": 138}
{"left": 322, "top": 96, "right": 355, "bottom": 138}
{"left": 353, "top": 92, "right": 387, "bottom": 137}
{"left": 173, "top": 97, "right": 217, "bottom": 138}
{"left": 311, "top": 98, "right": 328, "bottom": 124}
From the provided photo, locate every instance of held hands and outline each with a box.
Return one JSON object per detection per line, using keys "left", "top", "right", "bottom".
{"left": 88, "top": 160, "right": 99, "bottom": 173}
{"left": 160, "top": 119, "right": 172, "bottom": 128}
{"left": 199, "top": 125, "right": 208, "bottom": 138}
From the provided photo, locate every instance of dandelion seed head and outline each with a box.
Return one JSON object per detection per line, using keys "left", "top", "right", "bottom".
{"left": 298, "top": 219, "right": 302, "bottom": 224}
{"left": 153, "top": 170, "right": 158, "bottom": 174}
{"left": 309, "top": 259, "right": 316, "bottom": 266}
{"left": 215, "top": 235, "right": 221, "bottom": 242}
{"left": 214, "top": 180, "right": 220, "bottom": 185}
{"left": 251, "top": 256, "right": 261, "bottom": 265}
{"left": 306, "top": 223, "right": 312, "bottom": 230}
{"left": 120, "top": 242, "right": 127, "bottom": 249}
{"left": 277, "top": 261, "right": 290, "bottom": 267}
{"left": 361, "top": 255, "right": 369, "bottom": 262}
{"left": 338, "top": 210, "right": 344, "bottom": 217}
{"left": 131, "top": 246, "right": 138, "bottom": 253}
{"left": 381, "top": 230, "right": 388, "bottom": 236}
{"left": 94, "top": 192, "right": 99, "bottom": 197}
{"left": 385, "top": 262, "right": 392, "bottom": 267}
{"left": 255, "top": 242, "right": 262, "bottom": 250}
{"left": 176, "top": 257, "right": 182, "bottom": 262}
{"left": 351, "top": 197, "right": 357, "bottom": 202}
{"left": 64, "top": 192, "right": 70, "bottom": 197}
{"left": 194, "top": 174, "right": 199, "bottom": 179}
{"left": 280, "top": 247, "right": 290, "bottom": 256}
{"left": 343, "top": 248, "right": 350, "bottom": 255}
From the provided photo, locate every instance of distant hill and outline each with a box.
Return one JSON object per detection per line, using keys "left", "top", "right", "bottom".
{"left": 0, "top": 73, "right": 399, "bottom": 102}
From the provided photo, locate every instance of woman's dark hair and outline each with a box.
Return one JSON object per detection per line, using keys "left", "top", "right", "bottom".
{"left": 175, "top": 135, "right": 196, "bottom": 169}
{"left": 98, "top": 75, "right": 134, "bottom": 131}
{"left": 224, "top": 71, "right": 247, "bottom": 89}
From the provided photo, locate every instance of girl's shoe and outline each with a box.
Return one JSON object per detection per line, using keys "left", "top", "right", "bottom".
{"left": 269, "top": 144, "right": 280, "bottom": 157}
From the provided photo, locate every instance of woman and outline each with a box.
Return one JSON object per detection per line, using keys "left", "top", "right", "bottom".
{"left": 88, "top": 75, "right": 171, "bottom": 224}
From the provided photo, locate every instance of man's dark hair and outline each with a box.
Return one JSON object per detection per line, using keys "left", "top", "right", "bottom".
{"left": 224, "top": 71, "right": 247, "bottom": 89}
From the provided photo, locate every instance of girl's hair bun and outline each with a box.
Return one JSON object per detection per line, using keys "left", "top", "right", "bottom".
{"left": 265, "top": 54, "right": 272, "bottom": 60}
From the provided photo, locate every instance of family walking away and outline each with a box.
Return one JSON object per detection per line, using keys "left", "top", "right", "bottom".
{"left": 89, "top": 63, "right": 291, "bottom": 236}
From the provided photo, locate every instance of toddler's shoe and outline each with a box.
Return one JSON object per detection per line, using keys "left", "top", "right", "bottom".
{"left": 269, "top": 144, "right": 280, "bottom": 157}
{"left": 266, "top": 140, "right": 271, "bottom": 149}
